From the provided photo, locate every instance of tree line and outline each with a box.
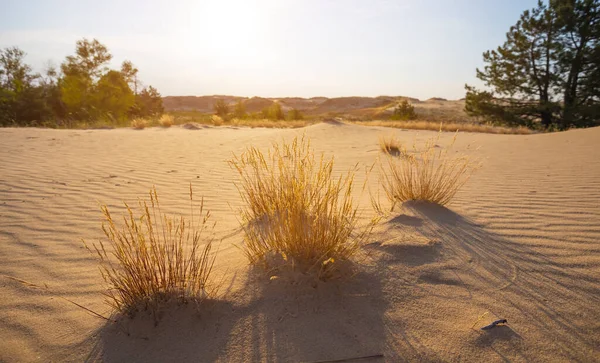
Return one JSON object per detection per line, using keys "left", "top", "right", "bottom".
{"left": 466, "top": 0, "right": 600, "bottom": 130}
{"left": 0, "top": 38, "right": 164, "bottom": 127}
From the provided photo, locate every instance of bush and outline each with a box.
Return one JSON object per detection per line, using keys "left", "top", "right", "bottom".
{"left": 287, "top": 108, "right": 304, "bottom": 120}
{"left": 214, "top": 99, "right": 229, "bottom": 118}
{"left": 379, "top": 133, "right": 477, "bottom": 208}
{"left": 234, "top": 100, "right": 247, "bottom": 119}
{"left": 229, "top": 136, "right": 375, "bottom": 280}
{"left": 85, "top": 187, "right": 217, "bottom": 319}
{"left": 262, "top": 102, "right": 285, "bottom": 120}
{"left": 211, "top": 115, "right": 224, "bottom": 126}
{"left": 391, "top": 100, "right": 417, "bottom": 120}
{"left": 159, "top": 114, "right": 174, "bottom": 127}
{"left": 131, "top": 118, "right": 148, "bottom": 129}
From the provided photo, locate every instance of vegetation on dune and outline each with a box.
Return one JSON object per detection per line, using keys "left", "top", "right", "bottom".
{"left": 466, "top": 0, "right": 600, "bottom": 130}
{"left": 379, "top": 135, "right": 404, "bottom": 156}
{"left": 158, "top": 114, "right": 174, "bottom": 127}
{"left": 229, "top": 136, "right": 376, "bottom": 280}
{"left": 262, "top": 102, "right": 285, "bottom": 120}
{"left": 354, "top": 120, "right": 533, "bottom": 134}
{"left": 213, "top": 99, "right": 229, "bottom": 118}
{"left": 0, "top": 38, "right": 164, "bottom": 127}
{"left": 390, "top": 100, "right": 418, "bottom": 120}
{"left": 377, "top": 133, "right": 478, "bottom": 209}
{"left": 85, "top": 187, "right": 217, "bottom": 321}
{"left": 233, "top": 100, "right": 247, "bottom": 119}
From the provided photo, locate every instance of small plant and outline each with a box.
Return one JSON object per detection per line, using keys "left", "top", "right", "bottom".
{"left": 131, "top": 118, "right": 148, "bottom": 129}
{"left": 391, "top": 100, "right": 417, "bottom": 120}
{"left": 85, "top": 186, "right": 217, "bottom": 319}
{"left": 214, "top": 99, "right": 229, "bottom": 118}
{"left": 379, "top": 135, "right": 404, "bottom": 156}
{"left": 229, "top": 136, "right": 374, "bottom": 280}
{"left": 379, "top": 133, "right": 477, "bottom": 208}
{"left": 159, "top": 114, "right": 174, "bottom": 127}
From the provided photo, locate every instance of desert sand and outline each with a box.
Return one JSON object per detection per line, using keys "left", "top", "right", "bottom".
{"left": 1, "top": 123, "right": 599, "bottom": 362}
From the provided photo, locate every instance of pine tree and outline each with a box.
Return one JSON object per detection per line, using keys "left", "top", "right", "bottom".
{"left": 466, "top": 0, "right": 599, "bottom": 129}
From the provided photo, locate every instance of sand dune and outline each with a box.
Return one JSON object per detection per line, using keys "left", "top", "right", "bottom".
{"left": 1, "top": 124, "right": 599, "bottom": 362}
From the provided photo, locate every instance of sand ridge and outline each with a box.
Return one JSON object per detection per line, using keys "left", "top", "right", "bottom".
{"left": 0, "top": 124, "right": 599, "bottom": 362}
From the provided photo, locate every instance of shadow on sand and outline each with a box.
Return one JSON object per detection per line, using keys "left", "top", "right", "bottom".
{"left": 378, "top": 201, "right": 600, "bottom": 361}
{"left": 85, "top": 201, "right": 599, "bottom": 361}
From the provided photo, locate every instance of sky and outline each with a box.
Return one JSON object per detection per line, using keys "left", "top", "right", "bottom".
{"left": 0, "top": 0, "right": 540, "bottom": 100}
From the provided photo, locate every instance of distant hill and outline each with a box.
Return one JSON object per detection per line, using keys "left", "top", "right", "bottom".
{"left": 162, "top": 95, "right": 468, "bottom": 121}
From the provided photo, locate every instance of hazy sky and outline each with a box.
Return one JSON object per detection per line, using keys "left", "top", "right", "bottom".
{"left": 1, "top": 0, "right": 539, "bottom": 100}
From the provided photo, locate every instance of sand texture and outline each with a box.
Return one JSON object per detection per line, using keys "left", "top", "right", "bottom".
{"left": 1, "top": 124, "right": 599, "bottom": 362}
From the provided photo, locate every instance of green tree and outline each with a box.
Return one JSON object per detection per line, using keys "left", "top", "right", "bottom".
{"left": 133, "top": 86, "right": 164, "bottom": 117}
{"left": 92, "top": 70, "right": 135, "bottom": 122}
{"left": 120, "top": 60, "right": 139, "bottom": 94}
{"left": 60, "top": 39, "right": 113, "bottom": 119}
{"left": 391, "top": 100, "right": 417, "bottom": 120}
{"left": 0, "top": 47, "right": 56, "bottom": 125}
{"left": 61, "top": 38, "right": 112, "bottom": 79}
{"left": 553, "top": 0, "right": 600, "bottom": 127}
{"left": 214, "top": 99, "right": 229, "bottom": 117}
{"left": 466, "top": 0, "right": 600, "bottom": 129}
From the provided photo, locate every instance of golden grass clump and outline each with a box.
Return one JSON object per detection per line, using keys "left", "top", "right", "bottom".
{"left": 131, "top": 118, "right": 148, "bottom": 129}
{"left": 211, "top": 115, "right": 224, "bottom": 126}
{"left": 379, "top": 135, "right": 404, "bottom": 156}
{"left": 229, "top": 136, "right": 374, "bottom": 280}
{"left": 159, "top": 114, "right": 174, "bottom": 127}
{"left": 85, "top": 186, "right": 217, "bottom": 318}
{"left": 379, "top": 133, "right": 478, "bottom": 208}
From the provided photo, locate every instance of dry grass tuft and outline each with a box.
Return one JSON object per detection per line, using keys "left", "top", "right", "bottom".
{"left": 229, "top": 136, "right": 375, "bottom": 280}
{"left": 211, "top": 115, "right": 224, "bottom": 126}
{"left": 379, "top": 135, "right": 404, "bottom": 156}
{"left": 85, "top": 186, "right": 217, "bottom": 320}
{"left": 378, "top": 133, "right": 478, "bottom": 209}
{"left": 159, "top": 114, "right": 174, "bottom": 127}
{"left": 131, "top": 118, "right": 148, "bottom": 130}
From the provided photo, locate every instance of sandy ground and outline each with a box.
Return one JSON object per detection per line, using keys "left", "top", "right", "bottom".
{"left": 0, "top": 123, "right": 599, "bottom": 362}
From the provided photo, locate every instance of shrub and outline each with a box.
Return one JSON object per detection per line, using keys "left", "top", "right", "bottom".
{"left": 214, "top": 99, "right": 229, "bottom": 118}
{"left": 229, "top": 136, "right": 374, "bottom": 280}
{"left": 391, "top": 100, "right": 417, "bottom": 120}
{"left": 262, "top": 102, "right": 285, "bottom": 120}
{"left": 234, "top": 100, "right": 247, "bottom": 119}
{"left": 379, "top": 133, "right": 477, "bottom": 208}
{"left": 131, "top": 118, "right": 148, "bottom": 129}
{"left": 159, "top": 114, "right": 174, "bottom": 127}
{"left": 211, "top": 115, "right": 224, "bottom": 126}
{"left": 85, "top": 186, "right": 217, "bottom": 319}
{"left": 287, "top": 108, "right": 304, "bottom": 120}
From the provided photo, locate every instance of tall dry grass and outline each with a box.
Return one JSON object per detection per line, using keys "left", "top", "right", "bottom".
{"left": 85, "top": 186, "right": 217, "bottom": 320}
{"left": 229, "top": 136, "right": 374, "bottom": 280}
{"left": 378, "top": 133, "right": 478, "bottom": 209}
